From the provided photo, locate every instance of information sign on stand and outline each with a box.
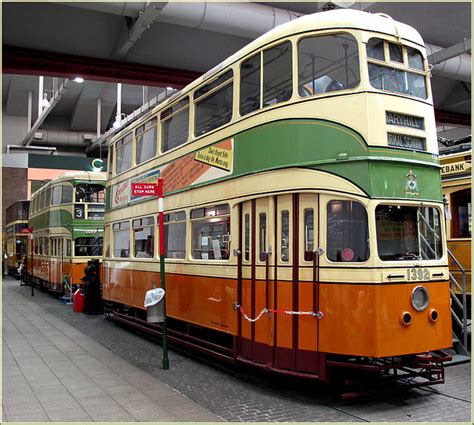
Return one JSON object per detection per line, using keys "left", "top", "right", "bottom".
{"left": 132, "top": 178, "right": 169, "bottom": 370}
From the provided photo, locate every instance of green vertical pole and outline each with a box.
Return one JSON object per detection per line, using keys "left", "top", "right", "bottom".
{"left": 158, "top": 178, "right": 169, "bottom": 369}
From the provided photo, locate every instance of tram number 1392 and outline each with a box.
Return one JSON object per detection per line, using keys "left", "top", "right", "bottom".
{"left": 407, "top": 268, "right": 430, "bottom": 281}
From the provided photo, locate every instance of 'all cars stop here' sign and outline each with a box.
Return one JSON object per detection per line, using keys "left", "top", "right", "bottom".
{"left": 131, "top": 183, "right": 159, "bottom": 197}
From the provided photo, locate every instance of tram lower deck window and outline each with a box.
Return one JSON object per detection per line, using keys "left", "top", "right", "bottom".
{"left": 326, "top": 200, "right": 369, "bottom": 262}
{"left": 113, "top": 221, "right": 130, "bottom": 258}
{"left": 376, "top": 205, "right": 442, "bottom": 261}
{"left": 75, "top": 237, "right": 103, "bottom": 257}
{"left": 164, "top": 212, "right": 186, "bottom": 259}
{"left": 191, "top": 205, "right": 230, "bottom": 260}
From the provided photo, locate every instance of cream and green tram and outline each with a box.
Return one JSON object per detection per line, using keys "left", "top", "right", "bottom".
{"left": 103, "top": 10, "right": 452, "bottom": 390}
{"left": 5, "top": 200, "right": 30, "bottom": 276}
{"left": 28, "top": 171, "right": 105, "bottom": 293}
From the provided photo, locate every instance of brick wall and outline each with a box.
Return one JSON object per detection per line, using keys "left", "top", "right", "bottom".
{"left": 2, "top": 167, "right": 28, "bottom": 227}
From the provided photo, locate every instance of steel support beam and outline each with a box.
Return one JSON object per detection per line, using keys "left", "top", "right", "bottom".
{"left": 113, "top": 2, "right": 168, "bottom": 58}
{"left": 3, "top": 45, "right": 201, "bottom": 89}
{"left": 428, "top": 39, "right": 471, "bottom": 65}
{"left": 434, "top": 109, "right": 471, "bottom": 127}
{"left": 22, "top": 78, "right": 71, "bottom": 146}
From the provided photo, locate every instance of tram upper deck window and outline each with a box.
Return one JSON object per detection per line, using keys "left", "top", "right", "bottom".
{"left": 376, "top": 205, "right": 442, "bottom": 261}
{"left": 52, "top": 186, "right": 62, "bottom": 206}
{"left": 327, "top": 200, "right": 369, "bottom": 262}
{"left": 164, "top": 211, "right": 186, "bottom": 259}
{"left": 367, "top": 38, "right": 427, "bottom": 99}
{"left": 136, "top": 117, "right": 157, "bottom": 164}
{"left": 191, "top": 204, "right": 230, "bottom": 260}
{"left": 240, "top": 53, "right": 261, "bottom": 116}
{"left": 263, "top": 42, "right": 292, "bottom": 106}
{"left": 45, "top": 188, "right": 52, "bottom": 208}
{"left": 75, "top": 237, "right": 103, "bottom": 257}
{"left": 113, "top": 221, "right": 130, "bottom": 258}
{"left": 116, "top": 133, "right": 133, "bottom": 174}
{"left": 298, "top": 34, "right": 360, "bottom": 97}
{"left": 108, "top": 146, "right": 114, "bottom": 176}
{"left": 75, "top": 184, "right": 105, "bottom": 203}
{"left": 161, "top": 98, "right": 189, "bottom": 153}
{"left": 195, "top": 71, "right": 233, "bottom": 136}
{"left": 62, "top": 185, "right": 73, "bottom": 204}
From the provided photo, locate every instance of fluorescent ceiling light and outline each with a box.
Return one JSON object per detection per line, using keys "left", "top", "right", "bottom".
{"left": 74, "top": 77, "right": 84, "bottom": 83}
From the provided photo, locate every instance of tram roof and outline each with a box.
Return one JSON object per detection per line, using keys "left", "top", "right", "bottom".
{"left": 185, "top": 9, "right": 424, "bottom": 94}
{"left": 31, "top": 171, "right": 106, "bottom": 197}
{"left": 110, "top": 9, "right": 425, "bottom": 145}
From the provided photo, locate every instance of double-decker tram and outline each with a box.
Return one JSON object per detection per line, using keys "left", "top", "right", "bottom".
{"left": 102, "top": 10, "right": 452, "bottom": 393}
{"left": 28, "top": 171, "right": 105, "bottom": 293}
{"left": 5, "top": 200, "right": 30, "bottom": 277}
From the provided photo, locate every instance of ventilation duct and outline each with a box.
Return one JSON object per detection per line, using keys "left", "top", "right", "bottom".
{"left": 30, "top": 130, "right": 97, "bottom": 147}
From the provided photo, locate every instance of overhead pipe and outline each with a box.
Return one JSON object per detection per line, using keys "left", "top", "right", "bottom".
{"left": 425, "top": 43, "right": 471, "bottom": 83}
{"left": 7, "top": 144, "right": 57, "bottom": 154}
{"left": 29, "top": 129, "right": 96, "bottom": 147}
{"left": 58, "top": 2, "right": 471, "bottom": 82}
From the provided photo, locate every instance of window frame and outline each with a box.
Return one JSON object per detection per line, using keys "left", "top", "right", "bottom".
{"left": 190, "top": 204, "right": 231, "bottom": 261}
{"left": 297, "top": 31, "right": 361, "bottom": 99}
{"left": 194, "top": 70, "right": 234, "bottom": 137}
{"left": 366, "top": 37, "right": 428, "bottom": 99}
{"left": 135, "top": 116, "right": 158, "bottom": 165}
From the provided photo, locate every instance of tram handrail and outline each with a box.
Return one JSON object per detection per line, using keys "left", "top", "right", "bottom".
{"left": 447, "top": 249, "right": 469, "bottom": 354}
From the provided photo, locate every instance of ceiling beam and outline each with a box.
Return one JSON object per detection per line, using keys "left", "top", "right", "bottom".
{"left": 3, "top": 45, "right": 201, "bottom": 89}
{"left": 434, "top": 109, "right": 471, "bottom": 127}
{"left": 113, "top": 2, "right": 168, "bottom": 59}
{"left": 428, "top": 39, "right": 471, "bottom": 65}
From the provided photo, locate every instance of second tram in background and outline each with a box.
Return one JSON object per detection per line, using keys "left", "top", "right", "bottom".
{"left": 28, "top": 171, "right": 105, "bottom": 293}
{"left": 5, "top": 200, "right": 30, "bottom": 277}
{"left": 101, "top": 10, "right": 452, "bottom": 394}
{"left": 440, "top": 141, "right": 471, "bottom": 304}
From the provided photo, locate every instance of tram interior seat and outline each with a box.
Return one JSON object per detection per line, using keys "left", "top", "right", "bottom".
{"left": 325, "top": 80, "right": 345, "bottom": 92}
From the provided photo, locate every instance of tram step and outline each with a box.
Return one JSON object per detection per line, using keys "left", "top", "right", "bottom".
{"left": 444, "top": 354, "right": 471, "bottom": 366}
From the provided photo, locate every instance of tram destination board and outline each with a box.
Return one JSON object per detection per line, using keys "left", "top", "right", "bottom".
{"left": 387, "top": 132, "right": 426, "bottom": 151}
{"left": 131, "top": 183, "right": 158, "bottom": 197}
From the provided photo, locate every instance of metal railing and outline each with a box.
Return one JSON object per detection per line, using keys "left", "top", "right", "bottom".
{"left": 448, "top": 249, "right": 469, "bottom": 356}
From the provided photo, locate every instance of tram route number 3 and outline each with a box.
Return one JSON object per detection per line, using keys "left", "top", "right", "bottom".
{"left": 406, "top": 268, "right": 429, "bottom": 281}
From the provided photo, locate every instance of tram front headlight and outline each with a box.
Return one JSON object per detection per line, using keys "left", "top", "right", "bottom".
{"left": 411, "top": 285, "right": 429, "bottom": 311}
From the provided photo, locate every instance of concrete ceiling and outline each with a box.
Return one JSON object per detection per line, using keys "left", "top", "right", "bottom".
{"left": 2, "top": 1, "right": 471, "bottom": 151}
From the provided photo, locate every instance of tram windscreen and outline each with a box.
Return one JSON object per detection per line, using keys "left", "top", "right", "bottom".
{"left": 75, "top": 184, "right": 105, "bottom": 203}
{"left": 75, "top": 237, "right": 103, "bottom": 256}
{"left": 375, "top": 205, "right": 442, "bottom": 261}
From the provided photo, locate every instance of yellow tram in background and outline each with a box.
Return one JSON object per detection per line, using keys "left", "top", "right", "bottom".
{"left": 440, "top": 145, "right": 471, "bottom": 298}
{"left": 5, "top": 200, "right": 30, "bottom": 276}
{"left": 28, "top": 171, "right": 106, "bottom": 293}
{"left": 102, "top": 10, "right": 452, "bottom": 393}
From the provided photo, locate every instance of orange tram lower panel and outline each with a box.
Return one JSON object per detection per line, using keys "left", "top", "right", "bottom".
{"left": 102, "top": 266, "right": 452, "bottom": 382}
{"left": 28, "top": 257, "right": 91, "bottom": 292}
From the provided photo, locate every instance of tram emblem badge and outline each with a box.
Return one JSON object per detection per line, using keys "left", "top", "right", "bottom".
{"left": 405, "top": 170, "right": 419, "bottom": 195}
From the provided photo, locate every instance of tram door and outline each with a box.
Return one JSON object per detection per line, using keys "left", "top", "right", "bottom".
{"left": 238, "top": 194, "right": 320, "bottom": 373}
{"left": 238, "top": 197, "right": 275, "bottom": 364}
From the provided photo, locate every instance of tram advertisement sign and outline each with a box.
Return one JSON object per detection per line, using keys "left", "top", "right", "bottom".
{"left": 131, "top": 183, "right": 159, "bottom": 196}
{"left": 111, "top": 139, "right": 234, "bottom": 209}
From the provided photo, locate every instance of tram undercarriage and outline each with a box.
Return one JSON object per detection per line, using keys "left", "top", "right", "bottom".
{"left": 103, "top": 300, "right": 451, "bottom": 398}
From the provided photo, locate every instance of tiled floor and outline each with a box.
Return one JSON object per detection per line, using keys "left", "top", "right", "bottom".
{"left": 2, "top": 277, "right": 224, "bottom": 422}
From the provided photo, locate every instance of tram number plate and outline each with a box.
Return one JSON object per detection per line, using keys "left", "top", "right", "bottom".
{"left": 406, "top": 268, "right": 429, "bottom": 281}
